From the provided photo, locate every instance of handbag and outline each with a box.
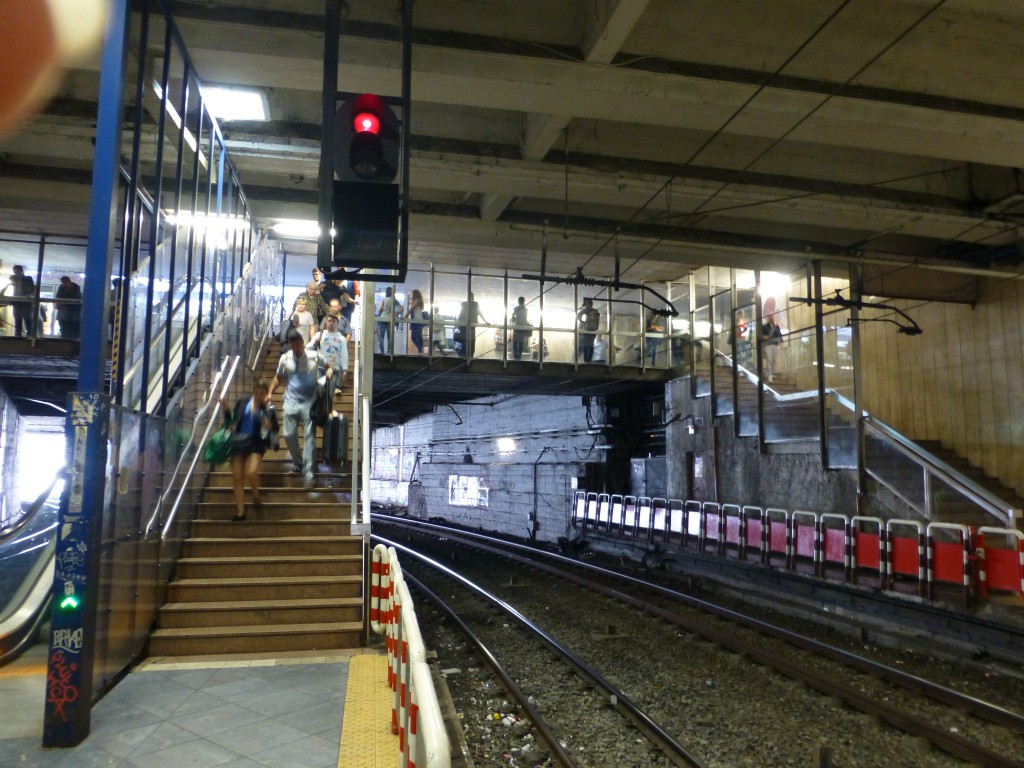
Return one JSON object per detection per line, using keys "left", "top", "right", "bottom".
{"left": 203, "top": 426, "right": 233, "bottom": 464}
{"left": 310, "top": 381, "right": 330, "bottom": 427}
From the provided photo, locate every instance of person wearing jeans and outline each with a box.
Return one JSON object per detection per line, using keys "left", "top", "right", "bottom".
{"left": 269, "top": 329, "right": 332, "bottom": 488}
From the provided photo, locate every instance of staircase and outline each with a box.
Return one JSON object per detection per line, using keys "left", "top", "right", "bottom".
{"left": 148, "top": 340, "right": 365, "bottom": 658}
{"left": 867, "top": 439, "right": 1024, "bottom": 531}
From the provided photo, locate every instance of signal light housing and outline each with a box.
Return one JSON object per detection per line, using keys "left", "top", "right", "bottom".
{"left": 335, "top": 93, "right": 398, "bottom": 183}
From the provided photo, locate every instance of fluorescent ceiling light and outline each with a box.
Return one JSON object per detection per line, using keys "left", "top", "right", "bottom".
{"left": 272, "top": 219, "right": 334, "bottom": 239}
{"left": 202, "top": 85, "right": 270, "bottom": 122}
{"left": 496, "top": 437, "right": 515, "bottom": 453}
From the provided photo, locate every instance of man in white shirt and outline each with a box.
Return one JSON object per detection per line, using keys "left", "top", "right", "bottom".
{"left": 269, "top": 329, "right": 333, "bottom": 487}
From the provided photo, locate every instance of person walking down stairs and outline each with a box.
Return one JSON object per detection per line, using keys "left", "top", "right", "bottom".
{"left": 270, "top": 328, "right": 334, "bottom": 488}
{"left": 221, "top": 381, "right": 278, "bottom": 521}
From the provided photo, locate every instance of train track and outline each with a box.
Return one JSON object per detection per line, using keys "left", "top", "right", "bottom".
{"left": 373, "top": 518, "right": 1024, "bottom": 767}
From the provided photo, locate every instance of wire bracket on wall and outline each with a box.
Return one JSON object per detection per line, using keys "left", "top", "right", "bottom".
{"left": 791, "top": 290, "right": 923, "bottom": 335}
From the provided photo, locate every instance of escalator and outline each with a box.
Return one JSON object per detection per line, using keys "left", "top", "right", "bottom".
{"left": 0, "top": 475, "right": 62, "bottom": 665}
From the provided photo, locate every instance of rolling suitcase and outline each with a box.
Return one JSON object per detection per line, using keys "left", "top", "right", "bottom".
{"left": 322, "top": 413, "right": 347, "bottom": 463}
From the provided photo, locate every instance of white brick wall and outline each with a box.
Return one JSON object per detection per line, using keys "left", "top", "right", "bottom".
{"left": 371, "top": 395, "right": 602, "bottom": 542}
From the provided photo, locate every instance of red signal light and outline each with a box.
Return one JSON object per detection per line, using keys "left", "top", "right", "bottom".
{"left": 353, "top": 112, "right": 380, "bottom": 135}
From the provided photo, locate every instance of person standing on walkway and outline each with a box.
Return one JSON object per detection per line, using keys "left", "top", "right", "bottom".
{"left": 577, "top": 297, "right": 600, "bottom": 363}
{"left": 270, "top": 328, "right": 333, "bottom": 488}
{"left": 222, "top": 381, "right": 278, "bottom": 521}
{"left": 456, "top": 291, "right": 487, "bottom": 358}
{"left": 405, "top": 288, "right": 427, "bottom": 354}
{"left": 55, "top": 275, "right": 82, "bottom": 339}
{"left": 376, "top": 286, "right": 401, "bottom": 354}
{"left": 510, "top": 296, "right": 530, "bottom": 360}
{"left": 9, "top": 265, "right": 34, "bottom": 337}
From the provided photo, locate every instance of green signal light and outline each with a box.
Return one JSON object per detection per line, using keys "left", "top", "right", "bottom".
{"left": 59, "top": 595, "right": 80, "bottom": 611}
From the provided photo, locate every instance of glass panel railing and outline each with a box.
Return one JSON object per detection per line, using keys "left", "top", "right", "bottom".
{"left": 711, "top": 291, "right": 733, "bottom": 416}
{"left": 863, "top": 417, "right": 1019, "bottom": 528}
{"left": 762, "top": 334, "right": 819, "bottom": 443}
{"left": 821, "top": 310, "right": 855, "bottom": 468}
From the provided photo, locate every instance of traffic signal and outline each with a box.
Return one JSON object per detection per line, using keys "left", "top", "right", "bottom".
{"left": 332, "top": 93, "right": 401, "bottom": 269}
{"left": 335, "top": 93, "right": 398, "bottom": 183}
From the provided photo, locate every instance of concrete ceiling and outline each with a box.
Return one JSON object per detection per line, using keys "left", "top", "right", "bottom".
{"left": 1, "top": 0, "right": 1023, "bottom": 289}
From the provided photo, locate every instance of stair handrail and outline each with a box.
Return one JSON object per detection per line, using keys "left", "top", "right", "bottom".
{"left": 156, "top": 354, "right": 243, "bottom": 540}
{"left": 834, "top": 391, "right": 1021, "bottom": 527}
{"left": 142, "top": 355, "right": 231, "bottom": 536}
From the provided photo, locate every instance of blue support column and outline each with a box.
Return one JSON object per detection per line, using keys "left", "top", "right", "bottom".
{"left": 42, "top": 0, "right": 129, "bottom": 748}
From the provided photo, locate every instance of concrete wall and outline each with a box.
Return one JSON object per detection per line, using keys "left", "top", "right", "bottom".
{"left": 371, "top": 394, "right": 603, "bottom": 543}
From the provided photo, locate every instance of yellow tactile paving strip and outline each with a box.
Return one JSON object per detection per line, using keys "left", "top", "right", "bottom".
{"left": 338, "top": 652, "right": 400, "bottom": 768}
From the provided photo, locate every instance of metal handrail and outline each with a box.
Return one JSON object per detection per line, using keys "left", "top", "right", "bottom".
{"left": 861, "top": 416, "right": 1018, "bottom": 527}
{"left": 143, "top": 356, "right": 231, "bottom": 535}
{"left": 829, "top": 391, "right": 1019, "bottom": 525}
{"left": 157, "top": 355, "right": 242, "bottom": 540}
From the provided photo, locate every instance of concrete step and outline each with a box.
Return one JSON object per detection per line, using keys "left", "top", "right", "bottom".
{"left": 198, "top": 486, "right": 352, "bottom": 504}
{"left": 181, "top": 536, "right": 362, "bottom": 559}
{"left": 157, "top": 597, "right": 363, "bottom": 629}
{"left": 190, "top": 519, "right": 354, "bottom": 538}
{"left": 175, "top": 554, "right": 363, "bottom": 579}
{"left": 147, "top": 621, "right": 363, "bottom": 656}
{"left": 205, "top": 469, "right": 352, "bottom": 490}
{"left": 194, "top": 502, "right": 352, "bottom": 521}
{"left": 168, "top": 574, "right": 363, "bottom": 603}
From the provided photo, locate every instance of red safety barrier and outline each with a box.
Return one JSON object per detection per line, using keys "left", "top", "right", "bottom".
{"left": 570, "top": 490, "right": 1024, "bottom": 611}
{"left": 721, "top": 504, "right": 742, "bottom": 556}
{"left": 702, "top": 502, "right": 723, "bottom": 554}
{"left": 636, "top": 496, "right": 654, "bottom": 540}
{"left": 608, "top": 494, "right": 622, "bottom": 534}
{"left": 617, "top": 495, "right": 636, "bottom": 537}
{"left": 597, "top": 493, "right": 611, "bottom": 531}
{"left": 665, "top": 499, "right": 686, "bottom": 546}
{"left": 572, "top": 491, "right": 586, "bottom": 526}
{"left": 927, "top": 523, "right": 972, "bottom": 604}
{"left": 976, "top": 527, "right": 1024, "bottom": 601}
{"left": 791, "top": 511, "right": 818, "bottom": 574}
{"left": 586, "top": 492, "right": 599, "bottom": 529}
{"left": 765, "top": 508, "right": 789, "bottom": 566}
{"left": 851, "top": 516, "right": 884, "bottom": 579}
{"left": 684, "top": 500, "right": 702, "bottom": 549}
{"left": 741, "top": 506, "right": 764, "bottom": 563}
{"left": 651, "top": 498, "right": 668, "bottom": 543}
{"left": 820, "top": 513, "right": 849, "bottom": 580}
{"left": 886, "top": 520, "right": 925, "bottom": 596}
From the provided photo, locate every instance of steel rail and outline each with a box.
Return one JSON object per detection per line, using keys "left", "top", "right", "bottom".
{"left": 401, "top": 571, "right": 580, "bottom": 768}
{"left": 374, "top": 534, "right": 708, "bottom": 768}
{"left": 377, "top": 518, "right": 1024, "bottom": 767}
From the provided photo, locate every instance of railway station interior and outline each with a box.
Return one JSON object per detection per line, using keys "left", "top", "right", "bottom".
{"left": 1, "top": 1, "right": 1024, "bottom": 766}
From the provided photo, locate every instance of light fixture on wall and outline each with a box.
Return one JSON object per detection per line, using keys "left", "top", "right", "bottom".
{"left": 681, "top": 414, "right": 703, "bottom": 435}
{"left": 462, "top": 445, "right": 474, "bottom": 464}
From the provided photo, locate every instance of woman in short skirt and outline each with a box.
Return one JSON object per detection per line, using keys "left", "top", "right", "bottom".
{"left": 222, "top": 381, "right": 277, "bottom": 521}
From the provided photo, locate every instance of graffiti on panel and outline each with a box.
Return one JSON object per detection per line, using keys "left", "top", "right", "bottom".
{"left": 447, "top": 474, "right": 489, "bottom": 508}
{"left": 46, "top": 651, "right": 79, "bottom": 722}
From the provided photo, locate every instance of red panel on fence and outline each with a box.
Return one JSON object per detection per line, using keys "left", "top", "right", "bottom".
{"left": 854, "top": 531, "right": 880, "bottom": 569}
{"left": 725, "top": 516, "right": 741, "bottom": 545}
{"left": 794, "top": 524, "right": 815, "bottom": 559}
{"left": 984, "top": 546, "right": 1023, "bottom": 594}
{"left": 932, "top": 540, "right": 965, "bottom": 585}
{"left": 768, "top": 521, "right": 787, "bottom": 554}
{"left": 823, "top": 529, "right": 846, "bottom": 564}
{"left": 705, "top": 513, "right": 721, "bottom": 543}
{"left": 746, "top": 519, "right": 763, "bottom": 548}
{"left": 890, "top": 535, "right": 920, "bottom": 577}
